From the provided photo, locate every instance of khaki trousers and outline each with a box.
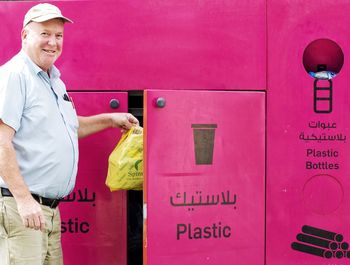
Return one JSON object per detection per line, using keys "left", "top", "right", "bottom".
{"left": 0, "top": 195, "right": 63, "bottom": 265}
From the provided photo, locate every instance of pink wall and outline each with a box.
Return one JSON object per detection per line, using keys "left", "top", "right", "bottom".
{"left": 0, "top": 0, "right": 266, "bottom": 91}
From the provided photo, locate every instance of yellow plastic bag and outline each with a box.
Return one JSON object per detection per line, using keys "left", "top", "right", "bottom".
{"left": 106, "top": 126, "right": 143, "bottom": 191}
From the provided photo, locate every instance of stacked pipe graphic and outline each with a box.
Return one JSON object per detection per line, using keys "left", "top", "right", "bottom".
{"left": 291, "top": 225, "right": 350, "bottom": 259}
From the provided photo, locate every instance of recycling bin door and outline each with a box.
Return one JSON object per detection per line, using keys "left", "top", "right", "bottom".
{"left": 59, "top": 92, "right": 128, "bottom": 265}
{"left": 144, "top": 90, "right": 265, "bottom": 265}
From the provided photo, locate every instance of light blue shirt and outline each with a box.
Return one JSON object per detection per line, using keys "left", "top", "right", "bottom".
{"left": 0, "top": 51, "right": 79, "bottom": 198}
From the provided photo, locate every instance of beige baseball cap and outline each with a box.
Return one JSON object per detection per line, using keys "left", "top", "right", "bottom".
{"left": 23, "top": 3, "right": 73, "bottom": 27}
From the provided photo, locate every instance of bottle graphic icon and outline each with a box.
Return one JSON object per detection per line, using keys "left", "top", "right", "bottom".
{"left": 303, "top": 39, "right": 344, "bottom": 114}
{"left": 313, "top": 71, "right": 333, "bottom": 113}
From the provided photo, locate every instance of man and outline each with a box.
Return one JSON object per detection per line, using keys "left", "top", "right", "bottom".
{"left": 0, "top": 3, "right": 139, "bottom": 264}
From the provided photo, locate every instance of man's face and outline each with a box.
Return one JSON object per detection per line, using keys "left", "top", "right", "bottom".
{"left": 22, "top": 19, "right": 64, "bottom": 72}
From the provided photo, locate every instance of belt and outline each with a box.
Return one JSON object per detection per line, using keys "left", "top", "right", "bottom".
{"left": 1, "top": 187, "right": 60, "bottom": 209}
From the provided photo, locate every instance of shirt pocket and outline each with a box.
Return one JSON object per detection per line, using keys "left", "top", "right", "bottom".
{"left": 60, "top": 98, "right": 79, "bottom": 134}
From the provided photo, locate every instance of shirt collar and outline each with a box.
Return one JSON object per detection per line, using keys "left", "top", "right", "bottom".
{"left": 19, "top": 50, "right": 61, "bottom": 79}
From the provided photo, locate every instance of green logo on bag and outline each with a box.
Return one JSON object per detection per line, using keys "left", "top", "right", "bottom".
{"left": 135, "top": 159, "right": 143, "bottom": 171}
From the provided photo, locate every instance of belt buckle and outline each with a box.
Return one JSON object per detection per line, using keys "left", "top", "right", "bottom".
{"left": 50, "top": 199, "right": 59, "bottom": 208}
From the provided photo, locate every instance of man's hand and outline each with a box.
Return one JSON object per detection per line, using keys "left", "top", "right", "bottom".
{"left": 110, "top": 113, "right": 139, "bottom": 133}
{"left": 16, "top": 196, "right": 45, "bottom": 231}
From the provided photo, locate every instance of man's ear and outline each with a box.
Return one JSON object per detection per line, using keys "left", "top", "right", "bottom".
{"left": 21, "top": 28, "right": 28, "bottom": 42}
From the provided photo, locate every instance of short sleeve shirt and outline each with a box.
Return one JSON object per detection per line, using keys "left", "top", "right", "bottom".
{"left": 0, "top": 51, "right": 79, "bottom": 199}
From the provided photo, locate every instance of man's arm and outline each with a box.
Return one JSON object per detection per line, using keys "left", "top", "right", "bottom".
{"left": 0, "top": 121, "right": 45, "bottom": 231}
{"left": 77, "top": 113, "right": 139, "bottom": 139}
